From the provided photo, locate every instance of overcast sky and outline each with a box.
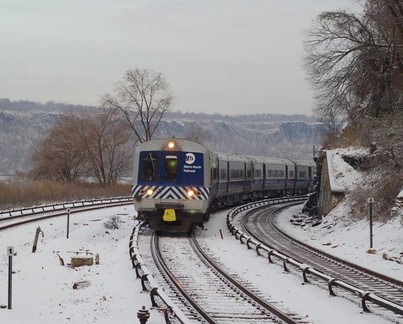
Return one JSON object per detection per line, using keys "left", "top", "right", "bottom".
{"left": 0, "top": 0, "right": 359, "bottom": 116}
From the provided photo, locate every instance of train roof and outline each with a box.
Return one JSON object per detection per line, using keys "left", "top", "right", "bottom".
{"left": 293, "top": 160, "right": 316, "bottom": 167}
{"left": 248, "top": 155, "right": 294, "bottom": 165}
{"left": 214, "top": 152, "right": 252, "bottom": 162}
{"left": 135, "top": 138, "right": 209, "bottom": 153}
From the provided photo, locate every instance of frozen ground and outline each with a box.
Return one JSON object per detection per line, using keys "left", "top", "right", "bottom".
{"left": 0, "top": 202, "right": 401, "bottom": 323}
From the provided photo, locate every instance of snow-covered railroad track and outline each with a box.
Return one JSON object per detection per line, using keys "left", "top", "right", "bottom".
{"left": 230, "top": 202, "right": 403, "bottom": 323}
{"left": 148, "top": 231, "right": 308, "bottom": 324}
{"left": 0, "top": 197, "right": 132, "bottom": 230}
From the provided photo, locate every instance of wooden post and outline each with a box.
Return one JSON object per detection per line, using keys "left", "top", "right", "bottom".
{"left": 32, "top": 227, "right": 43, "bottom": 253}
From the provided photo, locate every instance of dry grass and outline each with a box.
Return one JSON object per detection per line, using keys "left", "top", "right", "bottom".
{"left": 321, "top": 126, "right": 363, "bottom": 149}
{"left": 0, "top": 179, "right": 132, "bottom": 211}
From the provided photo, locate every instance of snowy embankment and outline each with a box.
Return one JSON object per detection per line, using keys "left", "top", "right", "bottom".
{"left": 307, "top": 147, "right": 403, "bottom": 275}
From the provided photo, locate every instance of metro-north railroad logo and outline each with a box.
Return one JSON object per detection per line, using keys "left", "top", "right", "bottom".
{"left": 185, "top": 153, "right": 196, "bottom": 164}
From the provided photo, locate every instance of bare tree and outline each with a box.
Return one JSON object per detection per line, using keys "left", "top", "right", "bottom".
{"left": 66, "top": 108, "right": 132, "bottom": 185}
{"left": 30, "top": 108, "right": 132, "bottom": 185}
{"left": 304, "top": 1, "right": 403, "bottom": 126}
{"left": 185, "top": 122, "right": 210, "bottom": 146}
{"left": 101, "top": 68, "right": 173, "bottom": 143}
{"left": 29, "top": 115, "right": 88, "bottom": 182}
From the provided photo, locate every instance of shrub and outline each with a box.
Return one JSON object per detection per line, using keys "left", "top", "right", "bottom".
{"left": 104, "top": 215, "right": 123, "bottom": 230}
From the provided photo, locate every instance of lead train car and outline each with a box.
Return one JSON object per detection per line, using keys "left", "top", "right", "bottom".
{"left": 132, "top": 138, "right": 316, "bottom": 232}
{"left": 132, "top": 138, "right": 212, "bottom": 232}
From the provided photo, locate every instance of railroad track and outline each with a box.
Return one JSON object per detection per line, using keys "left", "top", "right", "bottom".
{"left": 139, "top": 229, "right": 311, "bottom": 323}
{"left": 227, "top": 200, "right": 403, "bottom": 323}
{"left": 0, "top": 197, "right": 132, "bottom": 230}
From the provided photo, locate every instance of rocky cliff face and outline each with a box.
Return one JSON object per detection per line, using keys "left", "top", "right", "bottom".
{"left": 0, "top": 99, "right": 322, "bottom": 175}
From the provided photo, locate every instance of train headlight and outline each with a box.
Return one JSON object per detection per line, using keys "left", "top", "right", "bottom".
{"left": 167, "top": 140, "right": 176, "bottom": 149}
{"left": 187, "top": 189, "right": 195, "bottom": 198}
{"left": 146, "top": 188, "right": 154, "bottom": 196}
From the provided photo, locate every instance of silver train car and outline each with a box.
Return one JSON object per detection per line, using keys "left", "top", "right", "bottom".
{"left": 132, "top": 138, "right": 316, "bottom": 232}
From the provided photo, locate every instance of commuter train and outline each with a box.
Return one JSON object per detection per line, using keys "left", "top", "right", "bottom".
{"left": 132, "top": 138, "right": 316, "bottom": 232}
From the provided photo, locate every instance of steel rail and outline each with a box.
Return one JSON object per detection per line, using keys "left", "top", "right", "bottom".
{"left": 0, "top": 197, "right": 133, "bottom": 230}
{"left": 189, "top": 231, "right": 300, "bottom": 324}
{"left": 151, "top": 233, "right": 214, "bottom": 323}
{"left": 0, "top": 196, "right": 132, "bottom": 219}
{"left": 226, "top": 199, "right": 403, "bottom": 318}
{"left": 129, "top": 222, "right": 191, "bottom": 324}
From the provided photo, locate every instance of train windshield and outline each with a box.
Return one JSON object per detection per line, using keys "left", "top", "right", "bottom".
{"left": 164, "top": 155, "right": 178, "bottom": 181}
{"left": 140, "top": 153, "right": 158, "bottom": 181}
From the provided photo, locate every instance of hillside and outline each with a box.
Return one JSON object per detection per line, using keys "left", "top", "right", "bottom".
{"left": 0, "top": 99, "right": 321, "bottom": 176}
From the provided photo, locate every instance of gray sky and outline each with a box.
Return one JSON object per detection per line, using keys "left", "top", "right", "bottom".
{"left": 0, "top": 0, "right": 358, "bottom": 115}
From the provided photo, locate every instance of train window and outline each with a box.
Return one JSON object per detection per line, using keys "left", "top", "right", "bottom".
{"left": 269, "top": 169, "right": 285, "bottom": 178}
{"left": 220, "top": 169, "right": 227, "bottom": 179}
{"left": 231, "top": 169, "right": 243, "bottom": 179}
{"left": 289, "top": 171, "right": 295, "bottom": 178}
{"left": 255, "top": 169, "right": 262, "bottom": 177}
{"left": 141, "top": 153, "right": 158, "bottom": 181}
{"left": 299, "top": 171, "right": 307, "bottom": 178}
{"left": 164, "top": 155, "right": 178, "bottom": 181}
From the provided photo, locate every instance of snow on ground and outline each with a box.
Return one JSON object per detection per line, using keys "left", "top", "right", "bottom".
{"left": 315, "top": 147, "right": 403, "bottom": 276}
{"left": 0, "top": 201, "right": 401, "bottom": 323}
{"left": 327, "top": 147, "right": 369, "bottom": 192}
{"left": 198, "top": 208, "right": 401, "bottom": 324}
{"left": 279, "top": 204, "right": 403, "bottom": 282}
{"left": 0, "top": 205, "right": 159, "bottom": 324}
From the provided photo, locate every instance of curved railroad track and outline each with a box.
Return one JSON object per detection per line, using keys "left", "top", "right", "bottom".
{"left": 0, "top": 197, "right": 132, "bottom": 231}
{"left": 147, "top": 230, "right": 311, "bottom": 324}
{"left": 228, "top": 200, "right": 403, "bottom": 323}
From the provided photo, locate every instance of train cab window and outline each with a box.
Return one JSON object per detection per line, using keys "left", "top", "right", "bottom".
{"left": 164, "top": 155, "right": 178, "bottom": 181}
{"left": 141, "top": 153, "right": 158, "bottom": 181}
